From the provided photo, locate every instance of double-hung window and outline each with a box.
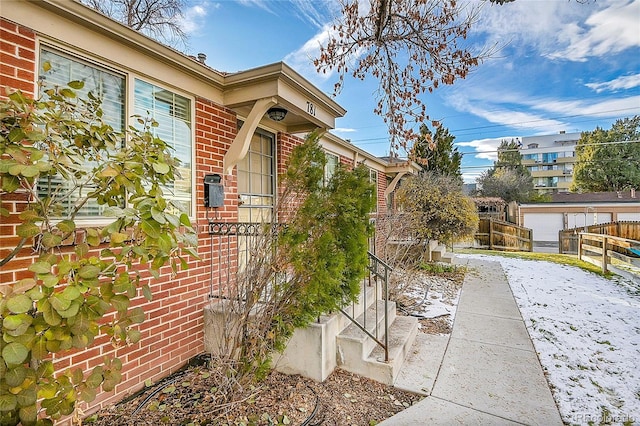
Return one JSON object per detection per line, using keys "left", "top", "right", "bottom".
{"left": 38, "top": 49, "right": 126, "bottom": 217}
{"left": 369, "top": 169, "right": 378, "bottom": 213}
{"left": 323, "top": 152, "right": 339, "bottom": 186}
{"left": 38, "top": 47, "right": 193, "bottom": 218}
{"left": 134, "top": 80, "right": 192, "bottom": 213}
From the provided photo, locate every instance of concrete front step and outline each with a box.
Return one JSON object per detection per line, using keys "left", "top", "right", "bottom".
{"left": 431, "top": 244, "right": 455, "bottom": 263}
{"left": 337, "top": 299, "right": 397, "bottom": 362}
{"left": 338, "top": 315, "right": 419, "bottom": 385}
{"left": 335, "top": 280, "right": 383, "bottom": 334}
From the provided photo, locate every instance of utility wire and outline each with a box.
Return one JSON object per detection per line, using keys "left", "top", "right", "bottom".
{"left": 458, "top": 138, "right": 640, "bottom": 156}
{"left": 346, "top": 107, "right": 640, "bottom": 144}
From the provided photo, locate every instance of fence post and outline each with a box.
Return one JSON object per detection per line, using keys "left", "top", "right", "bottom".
{"left": 558, "top": 230, "right": 562, "bottom": 254}
{"left": 577, "top": 233, "right": 582, "bottom": 261}
{"left": 602, "top": 236, "right": 608, "bottom": 274}
{"left": 489, "top": 218, "right": 494, "bottom": 250}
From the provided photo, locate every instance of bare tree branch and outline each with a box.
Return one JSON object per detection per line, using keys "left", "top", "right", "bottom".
{"left": 81, "top": 0, "right": 188, "bottom": 48}
{"left": 315, "top": 0, "right": 494, "bottom": 157}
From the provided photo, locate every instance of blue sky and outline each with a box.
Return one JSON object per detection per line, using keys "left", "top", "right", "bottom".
{"left": 177, "top": 0, "right": 640, "bottom": 182}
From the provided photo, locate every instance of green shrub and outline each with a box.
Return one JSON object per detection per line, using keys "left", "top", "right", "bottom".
{"left": 0, "top": 80, "right": 196, "bottom": 424}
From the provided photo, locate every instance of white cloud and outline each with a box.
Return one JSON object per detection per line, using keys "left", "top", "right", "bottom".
{"left": 548, "top": 0, "right": 640, "bottom": 61}
{"left": 473, "top": 0, "right": 640, "bottom": 62}
{"left": 237, "top": 0, "right": 337, "bottom": 27}
{"left": 289, "top": 0, "right": 339, "bottom": 29}
{"left": 462, "top": 170, "right": 487, "bottom": 184}
{"left": 283, "top": 0, "right": 371, "bottom": 83}
{"left": 585, "top": 74, "right": 640, "bottom": 93}
{"left": 448, "top": 92, "right": 569, "bottom": 135}
{"left": 333, "top": 128, "right": 357, "bottom": 133}
{"left": 284, "top": 24, "right": 337, "bottom": 81}
{"left": 236, "top": 0, "right": 274, "bottom": 13}
{"left": 524, "top": 95, "right": 640, "bottom": 120}
{"left": 473, "top": 1, "right": 585, "bottom": 56}
{"left": 456, "top": 137, "right": 510, "bottom": 161}
{"left": 445, "top": 73, "right": 640, "bottom": 138}
{"left": 178, "top": 2, "right": 212, "bottom": 34}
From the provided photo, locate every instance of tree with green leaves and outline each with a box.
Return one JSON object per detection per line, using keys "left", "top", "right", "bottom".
{"left": 0, "top": 79, "right": 196, "bottom": 424}
{"left": 475, "top": 168, "right": 535, "bottom": 204}
{"left": 210, "top": 133, "right": 375, "bottom": 384}
{"left": 491, "top": 139, "right": 527, "bottom": 176}
{"left": 412, "top": 124, "right": 462, "bottom": 181}
{"left": 395, "top": 172, "right": 478, "bottom": 244}
{"left": 571, "top": 116, "right": 640, "bottom": 192}
{"left": 476, "top": 138, "right": 534, "bottom": 203}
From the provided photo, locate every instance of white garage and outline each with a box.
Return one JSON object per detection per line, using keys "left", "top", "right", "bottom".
{"left": 523, "top": 213, "right": 564, "bottom": 242}
{"left": 519, "top": 192, "right": 640, "bottom": 244}
{"left": 618, "top": 212, "right": 640, "bottom": 221}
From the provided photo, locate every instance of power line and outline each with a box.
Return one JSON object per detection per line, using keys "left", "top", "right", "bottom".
{"left": 345, "top": 107, "right": 640, "bottom": 144}
{"left": 459, "top": 138, "right": 640, "bottom": 156}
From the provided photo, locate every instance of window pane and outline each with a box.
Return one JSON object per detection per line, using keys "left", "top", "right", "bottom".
{"left": 237, "top": 170, "right": 249, "bottom": 193}
{"left": 370, "top": 169, "right": 378, "bottom": 212}
{"left": 324, "top": 153, "right": 339, "bottom": 185}
{"left": 134, "top": 79, "right": 192, "bottom": 213}
{"left": 237, "top": 132, "right": 274, "bottom": 223}
{"left": 38, "top": 49, "right": 125, "bottom": 217}
{"left": 250, "top": 153, "right": 261, "bottom": 176}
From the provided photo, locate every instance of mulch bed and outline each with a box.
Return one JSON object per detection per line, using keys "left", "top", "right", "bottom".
{"left": 89, "top": 267, "right": 465, "bottom": 425}
{"left": 88, "top": 366, "right": 423, "bottom": 426}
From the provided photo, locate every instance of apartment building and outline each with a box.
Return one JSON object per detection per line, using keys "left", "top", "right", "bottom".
{"left": 520, "top": 131, "right": 581, "bottom": 193}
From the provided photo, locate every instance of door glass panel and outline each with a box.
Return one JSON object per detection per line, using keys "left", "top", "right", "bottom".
{"left": 237, "top": 130, "right": 275, "bottom": 223}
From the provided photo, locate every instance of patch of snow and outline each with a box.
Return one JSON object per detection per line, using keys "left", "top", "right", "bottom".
{"left": 398, "top": 272, "right": 461, "bottom": 328}
{"left": 458, "top": 254, "right": 640, "bottom": 425}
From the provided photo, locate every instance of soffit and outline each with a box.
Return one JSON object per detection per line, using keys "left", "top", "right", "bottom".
{"left": 223, "top": 63, "right": 346, "bottom": 133}
{"left": 21, "top": 0, "right": 225, "bottom": 91}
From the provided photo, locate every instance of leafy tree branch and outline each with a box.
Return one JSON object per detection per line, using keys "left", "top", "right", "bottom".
{"left": 0, "top": 80, "right": 197, "bottom": 424}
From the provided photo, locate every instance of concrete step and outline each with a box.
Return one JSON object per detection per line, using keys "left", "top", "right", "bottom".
{"left": 337, "top": 300, "right": 397, "bottom": 363}
{"left": 427, "top": 240, "right": 439, "bottom": 261}
{"left": 339, "top": 315, "right": 419, "bottom": 385}
{"left": 335, "top": 280, "right": 382, "bottom": 334}
{"left": 439, "top": 252, "right": 455, "bottom": 264}
{"left": 431, "top": 244, "right": 455, "bottom": 263}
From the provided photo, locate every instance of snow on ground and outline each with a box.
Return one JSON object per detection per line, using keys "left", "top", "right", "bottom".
{"left": 395, "top": 270, "right": 462, "bottom": 330}
{"left": 458, "top": 254, "right": 640, "bottom": 425}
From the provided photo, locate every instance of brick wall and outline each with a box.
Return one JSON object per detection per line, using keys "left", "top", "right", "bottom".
{"left": 0, "top": 18, "right": 36, "bottom": 97}
{"left": 339, "top": 155, "right": 355, "bottom": 169}
{"left": 276, "top": 132, "right": 306, "bottom": 222}
{"left": 1, "top": 14, "right": 392, "bottom": 422}
{"left": 0, "top": 17, "right": 244, "bottom": 420}
{"left": 376, "top": 170, "right": 388, "bottom": 216}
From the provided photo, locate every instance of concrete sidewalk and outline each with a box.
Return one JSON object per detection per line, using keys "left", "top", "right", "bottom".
{"left": 382, "top": 258, "right": 563, "bottom": 425}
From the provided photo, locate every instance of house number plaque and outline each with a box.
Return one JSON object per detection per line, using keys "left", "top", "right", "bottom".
{"left": 306, "top": 101, "right": 316, "bottom": 116}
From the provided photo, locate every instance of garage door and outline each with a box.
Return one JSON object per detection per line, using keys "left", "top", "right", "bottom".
{"left": 523, "top": 213, "right": 564, "bottom": 242}
{"left": 617, "top": 213, "right": 640, "bottom": 221}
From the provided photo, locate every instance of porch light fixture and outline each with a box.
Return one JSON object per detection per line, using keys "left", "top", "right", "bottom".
{"left": 267, "top": 107, "right": 287, "bottom": 121}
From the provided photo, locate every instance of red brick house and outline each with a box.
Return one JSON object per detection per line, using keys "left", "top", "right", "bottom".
{"left": 1, "top": 0, "right": 418, "bottom": 419}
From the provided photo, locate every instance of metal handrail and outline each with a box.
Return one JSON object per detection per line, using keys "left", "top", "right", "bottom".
{"left": 207, "top": 222, "right": 394, "bottom": 361}
{"left": 339, "top": 251, "right": 391, "bottom": 362}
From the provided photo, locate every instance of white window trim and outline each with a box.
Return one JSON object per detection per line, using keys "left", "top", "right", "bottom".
{"left": 128, "top": 74, "right": 197, "bottom": 218}
{"left": 37, "top": 41, "right": 197, "bottom": 220}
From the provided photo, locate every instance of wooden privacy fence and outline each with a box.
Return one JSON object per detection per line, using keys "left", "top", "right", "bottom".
{"left": 577, "top": 232, "right": 640, "bottom": 274}
{"left": 559, "top": 221, "right": 640, "bottom": 254}
{"left": 474, "top": 218, "right": 533, "bottom": 252}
